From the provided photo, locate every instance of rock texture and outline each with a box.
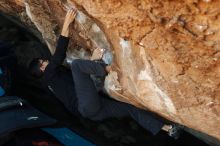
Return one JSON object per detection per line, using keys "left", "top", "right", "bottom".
{"left": 0, "top": 0, "right": 219, "bottom": 142}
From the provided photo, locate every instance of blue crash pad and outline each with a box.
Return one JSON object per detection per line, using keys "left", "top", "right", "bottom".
{"left": 42, "top": 128, "right": 96, "bottom": 146}
{"left": 0, "top": 86, "right": 5, "bottom": 96}
{"left": 0, "top": 67, "right": 5, "bottom": 96}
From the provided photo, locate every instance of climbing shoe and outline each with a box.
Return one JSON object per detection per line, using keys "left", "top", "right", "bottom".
{"left": 168, "top": 124, "right": 184, "bottom": 139}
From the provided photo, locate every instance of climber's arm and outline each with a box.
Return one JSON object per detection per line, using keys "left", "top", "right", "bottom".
{"left": 44, "top": 9, "right": 77, "bottom": 79}
{"left": 50, "top": 9, "right": 77, "bottom": 66}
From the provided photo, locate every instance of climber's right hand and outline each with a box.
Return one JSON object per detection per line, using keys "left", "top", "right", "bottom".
{"left": 61, "top": 8, "right": 77, "bottom": 37}
{"left": 64, "top": 9, "right": 77, "bottom": 27}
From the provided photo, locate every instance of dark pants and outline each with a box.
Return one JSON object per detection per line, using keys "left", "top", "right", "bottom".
{"left": 71, "top": 59, "right": 164, "bottom": 135}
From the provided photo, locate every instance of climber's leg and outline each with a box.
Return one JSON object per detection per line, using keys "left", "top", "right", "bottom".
{"left": 71, "top": 59, "right": 163, "bottom": 135}
{"left": 71, "top": 59, "right": 106, "bottom": 118}
{"left": 91, "top": 97, "right": 164, "bottom": 135}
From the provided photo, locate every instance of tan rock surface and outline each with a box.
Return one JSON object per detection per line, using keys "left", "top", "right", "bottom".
{"left": 0, "top": 0, "right": 219, "bottom": 141}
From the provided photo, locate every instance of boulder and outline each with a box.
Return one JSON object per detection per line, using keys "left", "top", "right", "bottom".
{"left": 0, "top": 0, "right": 219, "bottom": 144}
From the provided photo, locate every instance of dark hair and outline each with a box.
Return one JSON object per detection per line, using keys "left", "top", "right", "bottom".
{"left": 28, "top": 58, "right": 43, "bottom": 78}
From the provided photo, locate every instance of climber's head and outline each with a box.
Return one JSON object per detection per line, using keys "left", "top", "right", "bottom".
{"left": 28, "top": 58, "right": 49, "bottom": 78}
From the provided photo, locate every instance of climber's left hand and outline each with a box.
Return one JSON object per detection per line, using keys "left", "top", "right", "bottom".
{"left": 90, "top": 48, "right": 104, "bottom": 61}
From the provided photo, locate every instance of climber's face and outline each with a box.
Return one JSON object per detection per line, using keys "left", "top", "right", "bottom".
{"left": 39, "top": 59, "right": 49, "bottom": 72}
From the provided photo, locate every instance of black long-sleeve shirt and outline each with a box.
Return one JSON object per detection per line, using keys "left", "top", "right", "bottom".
{"left": 43, "top": 35, "right": 78, "bottom": 114}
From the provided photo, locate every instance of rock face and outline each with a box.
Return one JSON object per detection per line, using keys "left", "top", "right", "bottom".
{"left": 0, "top": 0, "right": 219, "bottom": 142}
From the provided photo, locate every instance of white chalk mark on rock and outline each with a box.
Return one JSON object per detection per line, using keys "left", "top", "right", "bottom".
{"left": 76, "top": 11, "right": 87, "bottom": 24}
{"left": 153, "top": 84, "right": 176, "bottom": 114}
{"left": 120, "top": 38, "right": 131, "bottom": 56}
{"left": 92, "top": 23, "right": 101, "bottom": 32}
{"left": 138, "top": 69, "right": 152, "bottom": 81}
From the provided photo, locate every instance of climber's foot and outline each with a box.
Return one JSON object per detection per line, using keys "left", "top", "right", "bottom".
{"left": 162, "top": 124, "right": 183, "bottom": 139}
{"left": 168, "top": 124, "right": 184, "bottom": 139}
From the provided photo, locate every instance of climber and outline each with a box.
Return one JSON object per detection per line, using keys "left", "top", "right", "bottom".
{"left": 28, "top": 9, "right": 182, "bottom": 138}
